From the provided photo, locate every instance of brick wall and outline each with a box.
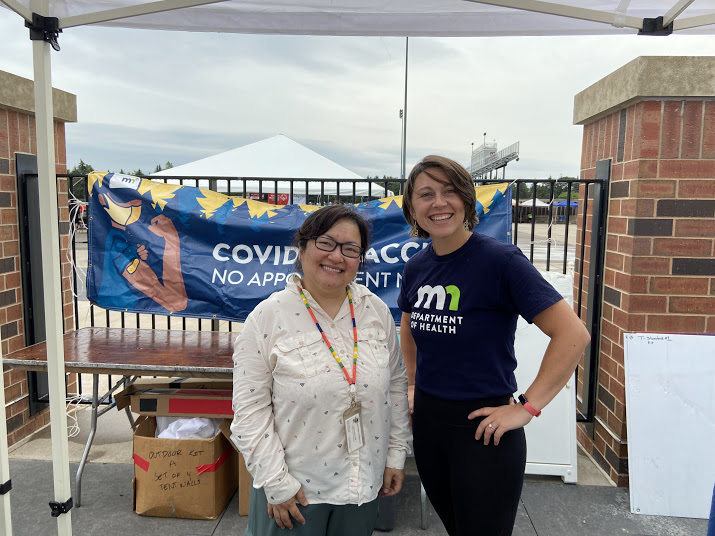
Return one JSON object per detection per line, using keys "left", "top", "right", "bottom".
{"left": 575, "top": 97, "right": 714, "bottom": 486}
{"left": 0, "top": 106, "right": 77, "bottom": 447}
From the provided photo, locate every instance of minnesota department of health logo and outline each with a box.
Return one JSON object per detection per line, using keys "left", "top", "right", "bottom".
{"left": 414, "top": 285, "right": 460, "bottom": 311}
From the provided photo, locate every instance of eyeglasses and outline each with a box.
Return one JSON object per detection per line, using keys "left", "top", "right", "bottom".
{"left": 312, "top": 236, "right": 363, "bottom": 259}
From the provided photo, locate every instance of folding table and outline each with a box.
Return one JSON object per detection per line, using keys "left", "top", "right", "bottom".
{"left": 3, "top": 327, "right": 235, "bottom": 506}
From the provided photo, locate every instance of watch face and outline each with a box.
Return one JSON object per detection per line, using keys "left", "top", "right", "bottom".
{"left": 518, "top": 394, "right": 527, "bottom": 405}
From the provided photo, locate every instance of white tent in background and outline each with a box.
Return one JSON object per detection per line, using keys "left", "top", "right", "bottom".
{"left": 151, "top": 134, "right": 388, "bottom": 198}
{"left": 3, "top": 1, "right": 715, "bottom": 535}
{"left": 520, "top": 199, "right": 550, "bottom": 207}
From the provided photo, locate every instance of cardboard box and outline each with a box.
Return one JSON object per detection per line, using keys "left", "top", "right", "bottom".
{"left": 219, "top": 420, "right": 251, "bottom": 516}
{"left": 132, "top": 416, "right": 238, "bottom": 519}
{"left": 117, "top": 377, "right": 233, "bottom": 418}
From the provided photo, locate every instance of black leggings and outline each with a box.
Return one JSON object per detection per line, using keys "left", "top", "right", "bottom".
{"left": 412, "top": 387, "right": 527, "bottom": 536}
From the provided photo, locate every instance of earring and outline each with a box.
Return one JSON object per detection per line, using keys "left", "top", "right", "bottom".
{"left": 409, "top": 220, "right": 422, "bottom": 238}
{"left": 463, "top": 220, "right": 470, "bottom": 232}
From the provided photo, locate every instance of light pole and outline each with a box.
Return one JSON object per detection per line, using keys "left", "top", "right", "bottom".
{"left": 401, "top": 37, "right": 408, "bottom": 184}
{"left": 399, "top": 109, "right": 404, "bottom": 183}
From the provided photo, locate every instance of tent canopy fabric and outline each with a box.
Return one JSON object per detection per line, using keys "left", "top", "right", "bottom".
{"left": 151, "top": 134, "right": 387, "bottom": 197}
{"left": 4, "top": 1, "right": 715, "bottom": 36}
{"left": 554, "top": 199, "right": 579, "bottom": 206}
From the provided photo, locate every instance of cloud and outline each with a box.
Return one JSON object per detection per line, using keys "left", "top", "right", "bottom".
{"left": 1, "top": 9, "right": 713, "bottom": 180}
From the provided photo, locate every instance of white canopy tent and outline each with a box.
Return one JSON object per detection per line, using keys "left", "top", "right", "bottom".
{"left": 1, "top": 1, "right": 714, "bottom": 534}
{"left": 151, "top": 134, "right": 388, "bottom": 198}
{"left": 4, "top": 1, "right": 715, "bottom": 35}
{"left": 520, "top": 198, "right": 550, "bottom": 207}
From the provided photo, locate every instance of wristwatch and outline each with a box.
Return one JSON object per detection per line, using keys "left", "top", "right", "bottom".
{"left": 518, "top": 394, "right": 541, "bottom": 417}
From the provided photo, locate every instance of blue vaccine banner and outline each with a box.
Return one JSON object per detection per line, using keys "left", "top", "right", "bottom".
{"left": 86, "top": 172, "right": 511, "bottom": 323}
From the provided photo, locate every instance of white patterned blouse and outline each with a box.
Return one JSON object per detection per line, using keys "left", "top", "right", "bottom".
{"left": 230, "top": 275, "right": 411, "bottom": 506}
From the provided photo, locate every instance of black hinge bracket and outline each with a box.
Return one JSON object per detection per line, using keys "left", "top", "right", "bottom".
{"left": 0, "top": 480, "right": 11, "bottom": 495}
{"left": 25, "top": 13, "right": 62, "bottom": 51}
{"left": 49, "top": 497, "right": 73, "bottom": 517}
{"left": 638, "top": 16, "right": 673, "bottom": 36}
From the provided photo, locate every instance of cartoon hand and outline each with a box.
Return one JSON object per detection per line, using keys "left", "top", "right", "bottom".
{"left": 148, "top": 214, "right": 177, "bottom": 238}
{"left": 136, "top": 244, "right": 148, "bottom": 261}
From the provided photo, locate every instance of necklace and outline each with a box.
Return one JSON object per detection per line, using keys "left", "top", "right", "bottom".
{"left": 297, "top": 283, "right": 365, "bottom": 452}
{"left": 296, "top": 284, "right": 358, "bottom": 395}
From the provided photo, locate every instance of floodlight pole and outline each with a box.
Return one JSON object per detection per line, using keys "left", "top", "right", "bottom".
{"left": 400, "top": 37, "right": 408, "bottom": 183}
{"left": 30, "top": 0, "right": 73, "bottom": 534}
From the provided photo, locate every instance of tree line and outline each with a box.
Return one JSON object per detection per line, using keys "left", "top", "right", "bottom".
{"left": 67, "top": 159, "right": 174, "bottom": 177}
{"left": 66, "top": 160, "right": 174, "bottom": 200}
{"left": 514, "top": 177, "right": 580, "bottom": 200}
{"left": 364, "top": 174, "right": 580, "bottom": 200}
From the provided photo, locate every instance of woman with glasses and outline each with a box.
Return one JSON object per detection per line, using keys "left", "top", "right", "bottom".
{"left": 231, "top": 205, "right": 411, "bottom": 536}
{"left": 398, "top": 155, "right": 590, "bottom": 536}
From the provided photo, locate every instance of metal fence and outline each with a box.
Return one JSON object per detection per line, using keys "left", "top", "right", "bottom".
{"left": 477, "top": 176, "right": 610, "bottom": 423}
{"left": 65, "top": 173, "right": 608, "bottom": 422}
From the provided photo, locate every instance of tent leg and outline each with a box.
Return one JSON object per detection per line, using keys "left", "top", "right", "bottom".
{"left": 31, "top": 0, "right": 73, "bottom": 533}
{"left": 75, "top": 375, "right": 100, "bottom": 507}
{"left": 0, "top": 354, "right": 12, "bottom": 534}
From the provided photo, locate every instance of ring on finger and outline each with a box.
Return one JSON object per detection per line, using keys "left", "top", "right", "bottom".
{"left": 488, "top": 423, "right": 494, "bottom": 428}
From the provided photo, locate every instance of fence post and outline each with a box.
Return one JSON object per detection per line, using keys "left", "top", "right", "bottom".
{"left": 578, "top": 160, "right": 610, "bottom": 422}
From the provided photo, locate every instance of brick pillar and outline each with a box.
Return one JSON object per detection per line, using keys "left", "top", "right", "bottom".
{"left": 572, "top": 57, "right": 714, "bottom": 486}
{"left": 0, "top": 70, "right": 78, "bottom": 446}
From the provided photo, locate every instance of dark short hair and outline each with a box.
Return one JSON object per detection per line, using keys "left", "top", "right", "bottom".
{"left": 293, "top": 205, "right": 370, "bottom": 275}
{"left": 402, "top": 155, "right": 477, "bottom": 239}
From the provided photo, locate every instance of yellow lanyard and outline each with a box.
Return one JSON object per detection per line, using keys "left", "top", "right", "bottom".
{"left": 296, "top": 284, "right": 358, "bottom": 389}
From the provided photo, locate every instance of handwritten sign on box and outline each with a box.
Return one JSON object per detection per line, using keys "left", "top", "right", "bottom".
{"left": 132, "top": 416, "right": 237, "bottom": 519}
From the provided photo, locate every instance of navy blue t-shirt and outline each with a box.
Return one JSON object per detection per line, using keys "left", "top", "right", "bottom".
{"left": 397, "top": 233, "right": 563, "bottom": 400}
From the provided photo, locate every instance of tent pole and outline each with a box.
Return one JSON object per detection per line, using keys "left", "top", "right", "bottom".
{"left": 0, "top": 0, "right": 33, "bottom": 20}
{"left": 0, "top": 7, "right": 29, "bottom": 535}
{"left": 31, "top": 0, "right": 73, "bottom": 534}
{"left": 0, "top": 335, "right": 11, "bottom": 531}
{"left": 60, "top": 0, "right": 227, "bottom": 29}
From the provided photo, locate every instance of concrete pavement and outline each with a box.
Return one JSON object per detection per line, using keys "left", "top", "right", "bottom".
{"left": 7, "top": 405, "right": 708, "bottom": 536}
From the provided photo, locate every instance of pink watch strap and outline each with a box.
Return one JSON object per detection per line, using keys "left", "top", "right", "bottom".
{"left": 523, "top": 401, "right": 541, "bottom": 417}
{"left": 518, "top": 394, "right": 541, "bottom": 417}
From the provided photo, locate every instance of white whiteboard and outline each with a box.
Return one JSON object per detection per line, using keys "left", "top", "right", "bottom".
{"left": 624, "top": 332, "right": 715, "bottom": 519}
{"left": 514, "top": 272, "right": 578, "bottom": 483}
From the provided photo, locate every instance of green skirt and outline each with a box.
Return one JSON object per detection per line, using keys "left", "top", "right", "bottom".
{"left": 246, "top": 485, "right": 379, "bottom": 536}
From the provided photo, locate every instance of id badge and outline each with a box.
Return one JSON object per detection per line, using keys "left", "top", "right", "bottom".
{"left": 343, "top": 402, "right": 364, "bottom": 453}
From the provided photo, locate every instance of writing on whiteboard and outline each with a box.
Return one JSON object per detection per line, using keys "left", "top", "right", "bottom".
{"left": 634, "top": 334, "right": 673, "bottom": 344}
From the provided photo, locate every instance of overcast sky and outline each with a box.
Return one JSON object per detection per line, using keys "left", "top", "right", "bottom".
{"left": 1, "top": 9, "right": 713, "bottom": 180}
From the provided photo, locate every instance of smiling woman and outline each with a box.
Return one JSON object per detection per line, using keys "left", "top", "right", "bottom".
{"left": 296, "top": 223, "right": 363, "bottom": 315}
{"left": 402, "top": 156, "right": 477, "bottom": 256}
{"left": 398, "top": 155, "right": 590, "bottom": 536}
{"left": 292, "top": 207, "right": 370, "bottom": 311}
{"left": 230, "top": 204, "right": 411, "bottom": 536}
